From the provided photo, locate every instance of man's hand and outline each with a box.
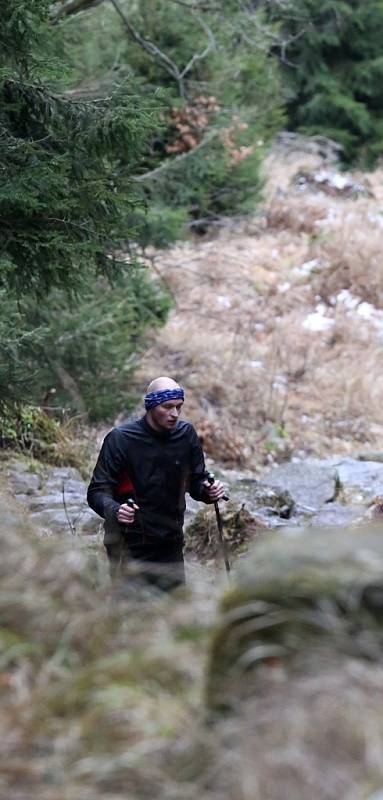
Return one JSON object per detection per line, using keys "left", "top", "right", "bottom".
{"left": 116, "top": 502, "right": 139, "bottom": 525}
{"left": 203, "top": 478, "right": 226, "bottom": 502}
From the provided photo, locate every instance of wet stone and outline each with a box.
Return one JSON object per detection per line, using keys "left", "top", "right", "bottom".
{"left": 30, "top": 507, "right": 99, "bottom": 536}
{"left": 226, "top": 477, "right": 295, "bottom": 521}
{"left": 29, "top": 493, "right": 85, "bottom": 512}
{"left": 8, "top": 469, "right": 42, "bottom": 496}
{"left": 326, "top": 458, "right": 383, "bottom": 501}
{"left": 309, "top": 503, "right": 363, "bottom": 528}
{"left": 264, "top": 461, "right": 338, "bottom": 511}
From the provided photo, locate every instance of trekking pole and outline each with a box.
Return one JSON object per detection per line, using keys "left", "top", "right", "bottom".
{"left": 127, "top": 497, "right": 147, "bottom": 543}
{"left": 207, "top": 472, "right": 231, "bottom": 578}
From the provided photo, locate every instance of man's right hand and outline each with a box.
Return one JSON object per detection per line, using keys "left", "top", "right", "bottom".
{"left": 116, "top": 502, "right": 139, "bottom": 525}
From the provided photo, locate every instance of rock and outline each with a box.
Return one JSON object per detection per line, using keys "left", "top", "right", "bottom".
{"left": 78, "top": 509, "right": 102, "bottom": 535}
{"left": 327, "top": 458, "right": 383, "bottom": 502}
{"left": 185, "top": 494, "right": 201, "bottom": 526}
{"left": 14, "top": 493, "right": 33, "bottom": 504}
{"left": 8, "top": 468, "right": 41, "bottom": 495}
{"left": 229, "top": 479, "right": 295, "bottom": 523}
{"left": 309, "top": 502, "right": 362, "bottom": 527}
{"left": 273, "top": 132, "right": 342, "bottom": 163}
{"left": 29, "top": 493, "right": 83, "bottom": 511}
{"left": 30, "top": 508, "right": 77, "bottom": 535}
{"left": 264, "top": 461, "right": 338, "bottom": 511}
{"left": 358, "top": 452, "right": 383, "bottom": 463}
{"left": 30, "top": 506, "right": 99, "bottom": 536}
{"left": 206, "top": 525, "right": 383, "bottom": 710}
{"left": 44, "top": 467, "right": 85, "bottom": 493}
{"left": 184, "top": 477, "right": 296, "bottom": 564}
{"left": 294, "top": 169, "right": 373, "bottom": 198}
{"left": 5, "top": 456, "right": 99, "bottom": 538}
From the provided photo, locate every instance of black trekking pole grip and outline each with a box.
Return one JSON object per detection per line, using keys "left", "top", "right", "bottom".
{"left": 120, "top": 497, "right": 135, "bottom": 538}
{"left": 127, "top": 497, "right": 147, "bottom": 543}
{"left": 207, "top": 473, "right": 231, "bottom": 577}
{"left": 207, "top": 472, "right": 229, "bottom": 502}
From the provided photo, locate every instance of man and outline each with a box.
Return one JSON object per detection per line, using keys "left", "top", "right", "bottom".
{"left": 87, "top": 376, "right": 225, "bottom": 591}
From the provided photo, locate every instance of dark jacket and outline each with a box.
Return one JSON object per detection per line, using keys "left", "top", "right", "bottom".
{"left": 87, "top": 416, "right": 210, "bottom": 545}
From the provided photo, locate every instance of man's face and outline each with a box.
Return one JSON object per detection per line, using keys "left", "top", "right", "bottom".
{"left": 149, "top": 399, "right": 184, "bottom": 431}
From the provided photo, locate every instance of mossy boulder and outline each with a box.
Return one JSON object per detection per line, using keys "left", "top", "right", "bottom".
{"left": 228, "top": 478, "right": 295, "bottom": 521}
{"left": 0, "top": 402, "right": 82, "bottom": 468}
{"left": 206, "top": 525, "right": 383, "bottom": 710}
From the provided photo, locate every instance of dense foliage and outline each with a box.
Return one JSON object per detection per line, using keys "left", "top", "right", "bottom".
{"left": 1, "top": 1, "right": 162, "bottom": 295}
{"left": 59, "top": 0, "right": 284, "bottom": 240}
{"left": 266, "top": 0, "right": 383, "bottom": 164}
{"left": 1, "top": 272, "right": 170, "bottom": 420}
{"left": 1, "top": 1, "right": 169, "bottom": 418}
{"left": 5, "top": 0, "right": 382, "bottom": 426}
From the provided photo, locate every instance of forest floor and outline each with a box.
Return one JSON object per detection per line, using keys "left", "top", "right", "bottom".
{"left": 132, "top": 136, "right": 383, "bottom": 471}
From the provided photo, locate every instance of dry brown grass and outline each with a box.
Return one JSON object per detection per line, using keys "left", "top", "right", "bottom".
{"left": 265, "top": 194, "right": 329, "bottom": 234}
{"left": 131, "top": 146, "right": 383, "bottom": 466}
{"left": 213, "top": 661, "right": 383, "bottom": 800}
{"left": 0, "top": 490, "right": 220, "bottom": 800}
{"left": 311, "top": 214, "right": 383, "bottom": 306}
{"left": 4, "top": 488, "right": 383, "bottom": 800}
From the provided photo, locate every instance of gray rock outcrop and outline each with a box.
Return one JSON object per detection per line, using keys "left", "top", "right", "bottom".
{"left": 262, "top": 461, "right": 338, "bottom": 512}
{"left": 6, "top": 458, "right": 99, "bottom": 538}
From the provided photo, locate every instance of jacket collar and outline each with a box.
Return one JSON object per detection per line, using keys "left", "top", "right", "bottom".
{"left": 140, "top": 414, "right": 173, "bottom": 439}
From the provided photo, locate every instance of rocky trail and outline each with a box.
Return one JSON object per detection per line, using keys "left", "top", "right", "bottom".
{"left": 4, "top": 445, "right": 383, "bottom": 576}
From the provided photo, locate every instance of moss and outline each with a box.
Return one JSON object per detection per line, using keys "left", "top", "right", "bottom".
{"left": 0, "top": 402, "right": 83, "bottom": 469}
{"left": 184, "top": 501, "right": 268, "bottom": 563}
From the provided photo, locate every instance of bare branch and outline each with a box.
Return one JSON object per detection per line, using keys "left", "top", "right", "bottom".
{"left": 179, "top": 9, "right": 216, "bottom": 79}
{"left": 50, "top": 0, "right": 105, "bottom": 23}
{"left": 109, "top": 0, "right": 185, "bottom": 93}
{"left": 62, "top": 481, "right": 77, "bottom": 535}
{"left": 109, "top": 0, "right": 215, "bottom": 97}
{"left": 235, "top": 0, "right": 308, "bottom": 68}
{"left": 51, "top": 0, "right": 216, "bottom": 98}
{"left": 166, "top": 0, "right": 219, "bottom": 9}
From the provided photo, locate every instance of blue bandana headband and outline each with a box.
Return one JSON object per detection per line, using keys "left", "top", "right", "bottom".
{"left": 144, "top": 388, "right": 184, "bottom": 411}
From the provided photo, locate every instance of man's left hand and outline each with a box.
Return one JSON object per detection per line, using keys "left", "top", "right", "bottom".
{"left": 203, "top": 478, "right": 226, "bottom": 502}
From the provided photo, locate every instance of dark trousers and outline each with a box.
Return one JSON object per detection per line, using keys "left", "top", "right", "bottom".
{"left": 105, "top": 537, "right": 185, "bottom": 593}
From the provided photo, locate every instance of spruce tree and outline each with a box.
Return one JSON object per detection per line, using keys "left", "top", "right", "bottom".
{"left": 266, "top": 0, "right": 383, "bottom": 164}
{"left": 0, "top": 1, "right": 168, "bottom": 415}
{"left": 1, "top": 1, "right": 160, "bottom": 296}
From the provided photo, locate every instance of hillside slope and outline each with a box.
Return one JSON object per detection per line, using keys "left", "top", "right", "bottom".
{"left": 132, "top": 136, "right": 383, "bottom": 468}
